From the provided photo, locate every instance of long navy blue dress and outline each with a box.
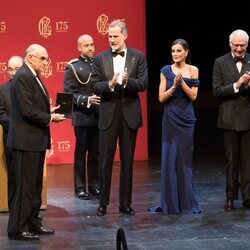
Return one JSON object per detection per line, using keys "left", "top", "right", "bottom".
{"left": 149, "top": 65, "right": 202, "bottom": 214}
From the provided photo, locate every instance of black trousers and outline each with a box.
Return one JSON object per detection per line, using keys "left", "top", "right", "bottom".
{"left": 4, "top": 146, "right": 15, "bottom": 210}
{"left": 98, "top": 102, "right": 137, "bottom": 207}
{"left": 74, "top": 126, "right": 99, "bottom": 194}
{"left": 7, "top": 150, "right": 45, "bottom": 233}
{"left": 224, "top": 129, "right": 250, "bottom": 200}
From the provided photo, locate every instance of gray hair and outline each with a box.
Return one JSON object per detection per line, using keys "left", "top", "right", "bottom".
{"left": 229, "top": 29, "right": 249, "bottom": 44}
{"left": 24, "top": 44, "right": 46, "bottom": 60}
{"left": 109, "top": 20, "right": 128, "bottom": 35}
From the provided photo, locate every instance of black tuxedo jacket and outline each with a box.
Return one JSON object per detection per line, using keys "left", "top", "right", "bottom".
{"left": 7, "top": 63, "right": 51, "bottom": 151}
{"left": 91, "top": 47, "right": 148, "bottom": 130}
{"left": 63, "top": 56, "right": 98, "bottom": 127}
{"left": 212, "top": 52, "right": 250, "bottom": 130}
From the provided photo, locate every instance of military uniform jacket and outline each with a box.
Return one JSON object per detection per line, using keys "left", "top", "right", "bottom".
{"left": 63, "top": 56, "right": 98, "bottom": 127}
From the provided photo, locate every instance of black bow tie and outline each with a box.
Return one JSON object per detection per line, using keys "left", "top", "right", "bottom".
{"left": 112, "top": 51, "right": 125, "bottom": 57}
{"left": 234, "top": 57, "right": 244, "bottom": 63}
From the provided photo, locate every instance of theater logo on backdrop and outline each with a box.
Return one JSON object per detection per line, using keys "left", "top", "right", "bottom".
{"left": 0, "top": 0, "right": 147, "bottom": 163}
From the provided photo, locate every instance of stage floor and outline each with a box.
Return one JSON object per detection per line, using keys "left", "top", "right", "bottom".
{"left": 1, "top": 150, "right": 250, "bottom": 249}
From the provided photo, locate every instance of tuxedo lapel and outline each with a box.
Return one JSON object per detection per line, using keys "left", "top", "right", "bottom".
{"left": 102, "top": 51, "right": 114, "bottom": 79}
{"left": 125, "top": 49, "right": 135, "bottom": 76}
{"left": 241, "top": 56, "right": 250, "bottom": 73}
{"left": 34, "top": 75, "right": 50, "bottom": 110}
{"left": 35, "top": 75, "right": 49, "bottom": 95}
{"left": 22, "top": 64, "right": 50, "bottom": 111}
{"left": 226, "top": 56, "right": 240, "bottom": 80}
{"left": 101, "top": 49, "right": 136, "bottom": 78}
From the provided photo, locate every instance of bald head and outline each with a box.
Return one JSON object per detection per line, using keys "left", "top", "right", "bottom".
{"left": 8, "top": 55, "right": 23, "bottom": 79}
{"left": 24, "top": 44, "right": 49, "bottom": 74}
{"left": 24, "top": 44, "right": 48, "bottom": 60}
{"left": 77, "top": 34, "right": 93, "bottom": 46}
{"left": 77, "top": 34, "right": 95, "bottom": 59}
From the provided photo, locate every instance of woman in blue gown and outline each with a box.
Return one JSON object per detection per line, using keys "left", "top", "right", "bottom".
{"left": 149, "top": 38, "right": 202, "bottom": 214}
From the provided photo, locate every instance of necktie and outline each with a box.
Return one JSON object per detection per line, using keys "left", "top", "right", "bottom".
{"left": 112, "top": 51, "right": 125, "bottom": 57}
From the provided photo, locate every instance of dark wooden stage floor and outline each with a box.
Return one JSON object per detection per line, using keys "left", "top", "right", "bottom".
{"left": 1, "top": 150, "right": 250, "bottom": 249}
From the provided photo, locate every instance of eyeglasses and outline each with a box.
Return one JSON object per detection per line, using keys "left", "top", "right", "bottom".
{"left": 31, "top": 55, "right": 49, "bottom": 62}
{"left": 230, "top": 43, "right": 247, "bottom": 49}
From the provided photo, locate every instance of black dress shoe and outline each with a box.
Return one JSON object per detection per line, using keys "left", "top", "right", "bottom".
{"left": 242, "top": 200, "right": 250, "bottom": 209}
{"left": 89, "top": 188, "right": 100, "bottom": 197}
{"left": 119, "top": 205, "right": 135, "bottom": 215}
{"left": 96, "top": 205, "right": 106, "bottom": 216}
{"left": 77, "top": 191, "right": 91, "bottom": 200}
{"left": 8, "top": 231, "right": 39, "bottom": 240}
{"left": 33, "top": 226, "right": 55, "bottom": 235}
{"left": 224, "top": 199, "right": 234, "bottom": 211}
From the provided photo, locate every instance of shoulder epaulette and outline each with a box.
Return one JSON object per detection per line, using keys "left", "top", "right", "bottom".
{"left": 67, "top": 58, "right": 79, "bottom": 64}
{"left": 67, "top": 58, "right": 91, "bottom": 85}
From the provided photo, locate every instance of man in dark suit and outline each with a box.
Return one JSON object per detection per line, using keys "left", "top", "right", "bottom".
{"left": 64, "top": 34, "right": 100, "bottom": 200}
{"left": 0, "top": 55, "right": 23, "bottom": 209}
{"left": 92, "top": 20, "right": 148, "bottom": 216}
{"left": 7, "top": 44, "right": 65, "bottom": 240}
{"left": 212, "top": 29, "right": 250, "bottom": 211}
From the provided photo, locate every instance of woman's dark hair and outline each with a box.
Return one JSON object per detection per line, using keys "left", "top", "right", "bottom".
{"left": 171, "top": 38, "right": 192, "bottom": 64}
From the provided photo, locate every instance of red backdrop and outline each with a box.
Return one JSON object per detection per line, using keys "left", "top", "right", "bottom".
{"left": 0, "top": 0, "right": 148, "bottom": 164}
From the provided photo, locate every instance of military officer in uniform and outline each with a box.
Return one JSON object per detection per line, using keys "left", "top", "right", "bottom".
{"left": 63, "top": 34, "right": 100, "bottom": 200}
